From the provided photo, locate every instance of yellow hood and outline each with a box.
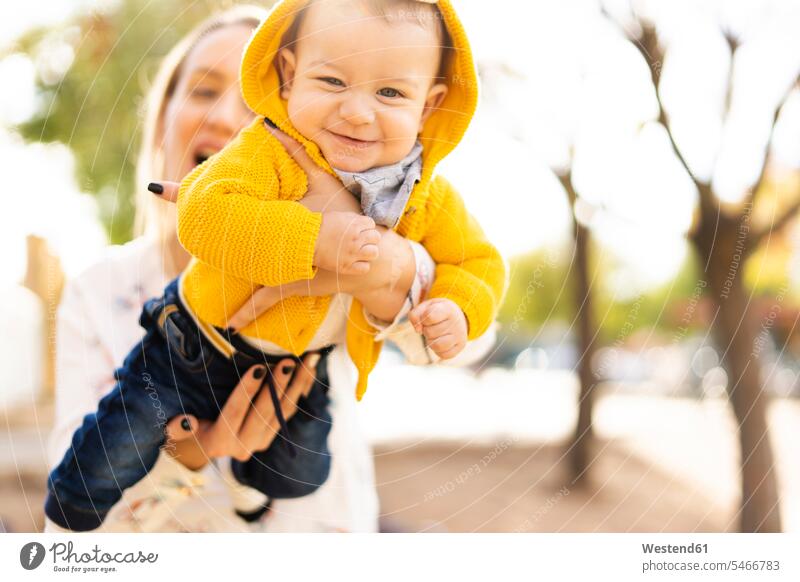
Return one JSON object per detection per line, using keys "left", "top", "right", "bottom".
{"left": 239, "top": 0, "right": 479, "bottom": 184}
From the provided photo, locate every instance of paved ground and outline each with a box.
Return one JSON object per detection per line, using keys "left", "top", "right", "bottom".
{"left": 0, "top": 400, "right": 51, "bottom": 532}
{"left": 1, "top": 389, "right": 797, "bottom": 533}
{"left": 1, "top": 435, "right": 730, "bottom": 534}
{"left": 373, "top": 439, "right": 731, "bottom": 533}
{"left": 358, "top": 365, "right": 800, "bottom": 532}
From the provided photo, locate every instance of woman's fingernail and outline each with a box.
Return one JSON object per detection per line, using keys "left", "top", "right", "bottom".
{"left": 253, "top": 366, "right": 266, "bottom": 379}
{"left": 264, "top": 117, "right": 278, "bottom": 129}
{"left": 147, "top": 182, "right": 164, "bottom": 195}
{"left": 181, "top": 418, "right": 192, "bottom": 432}
{"left": 281, "top": 364, "right": 296, "bottom": 376}
{"left": 306, "top": 353, "right": 321, "bottom": 368}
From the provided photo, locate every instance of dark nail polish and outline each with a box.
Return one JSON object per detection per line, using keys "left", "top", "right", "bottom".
{"left": 147, "top": 182, "right": 164, "bottom": 195}
{"left": 264, "top": 117, "right": 278, "bottom": 129}
{"left": 181, "top": 418, "right": 191, "bottom": 431}
{"left": 282, "top": 365, "right": 295, "bottom": 376}
{"left": 253, "top": 366, "right": 266, "bottom": 379}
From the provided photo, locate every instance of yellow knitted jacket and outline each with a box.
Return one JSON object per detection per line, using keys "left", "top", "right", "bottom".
{"left": 177, "top": 0, "right": 506, "bottom": 399}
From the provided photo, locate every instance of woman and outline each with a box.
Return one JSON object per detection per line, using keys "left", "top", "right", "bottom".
{"left": 47, "top": 5, "right": 379, "bottom": 532}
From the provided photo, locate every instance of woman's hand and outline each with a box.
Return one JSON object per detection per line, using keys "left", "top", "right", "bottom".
{"left": 163, "top": 355, "right": 319, "bottom": 471}
{"left": 263, "top": 122, "right": 354, "bottom": 209}
{"left": 149, "top": 124, "right": 379, "bottom": 276}
{"left": 149, "top": 122, "right": 346, "bottom": 203}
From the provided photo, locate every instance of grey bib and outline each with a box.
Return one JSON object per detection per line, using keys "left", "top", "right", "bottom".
{"left": 333, "top": 142, "right": 423, "bottom": 228}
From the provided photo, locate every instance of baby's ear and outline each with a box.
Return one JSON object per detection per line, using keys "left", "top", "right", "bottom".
{"left": 419, "top": 83, "right": 448, "bottom": 130}
{"left": 276, "top": 48, "right": 298, "bottom": 99}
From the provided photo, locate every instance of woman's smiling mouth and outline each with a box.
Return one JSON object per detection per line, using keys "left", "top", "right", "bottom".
{"left": 192, "top": 140, "right": 227, "bottom": 165}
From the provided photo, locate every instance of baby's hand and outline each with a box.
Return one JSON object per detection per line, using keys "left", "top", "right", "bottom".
{"left": 408, "top": 298, "right": 468, "bottom": 360}
{"left": 315, "top": 211, "right": 381, "bottom": 275}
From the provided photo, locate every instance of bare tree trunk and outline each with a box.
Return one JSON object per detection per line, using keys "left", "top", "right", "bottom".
{"left": 560, "top": 173, "right": 598, "bottom": 488}
{"left": 693, "top": 198, "right": 782, "bottom": 532}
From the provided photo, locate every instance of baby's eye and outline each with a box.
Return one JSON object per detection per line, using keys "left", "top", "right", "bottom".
{"left": 377, "top": 87, "right": 403, "bottom": 98}
{"left": 319, "top": 77, "right": 345, "bottom": 87}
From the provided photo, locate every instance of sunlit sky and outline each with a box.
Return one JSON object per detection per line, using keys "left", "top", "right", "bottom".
{"left": 2, "top": 0, "right": 800, "bottom": 294}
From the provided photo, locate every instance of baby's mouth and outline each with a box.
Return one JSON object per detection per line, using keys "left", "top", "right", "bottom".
{"left": 327, "top": 131, "right": 377, "bottom": 149}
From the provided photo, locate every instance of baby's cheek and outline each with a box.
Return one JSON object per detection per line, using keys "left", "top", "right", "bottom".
{"left": 287, "top": 85, "right": 329, "bottom": 127}
{"left": 387, "top": 109, "right": 421, "bottom": 138}
{"left": 382, "top": 111, "right": 423, "bottom": 154}
{"left": 286, "top": 95, "right": 317, "bottom": 138}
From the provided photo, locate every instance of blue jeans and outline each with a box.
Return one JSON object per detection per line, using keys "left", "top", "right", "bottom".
{"left": 45, "top": 278, "right": 333, "bottom": 531}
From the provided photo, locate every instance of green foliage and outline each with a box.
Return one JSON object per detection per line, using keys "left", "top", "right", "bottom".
{"left": 499, "top": 243, "right": 711, "bottom": 343}
{"left": 14, "top": 0, "right": 231, "bottom": 243}
{"left": 498, "top": 247, "right": 573, "bottom": 336}
{"left": 593, "top": 249, "right": 707, "bottom": 343}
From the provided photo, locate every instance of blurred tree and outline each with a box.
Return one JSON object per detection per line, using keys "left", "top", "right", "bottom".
{"left": 500, "top": 175, "right": 620, "bottom": 488}
{"left": 13, "top": 0, "right": 231, "bottom": 243}
{"left": 559, "top": 171, "right": 600, "bottom": 487}
{"left": 608, "top": 9, "right": 799, "bottom": 533}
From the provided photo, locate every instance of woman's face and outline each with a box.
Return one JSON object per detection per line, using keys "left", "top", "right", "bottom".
{"left": 161, "top": 24, "right": 255, "bottom": 182}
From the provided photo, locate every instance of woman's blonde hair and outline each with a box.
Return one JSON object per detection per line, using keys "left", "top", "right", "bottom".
{"left": 134, "top": 4, "right": 267, "bottom": 238}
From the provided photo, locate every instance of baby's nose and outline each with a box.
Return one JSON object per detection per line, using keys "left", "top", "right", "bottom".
{"left": 339, "top": 94, "right": 376, "bottom": 125}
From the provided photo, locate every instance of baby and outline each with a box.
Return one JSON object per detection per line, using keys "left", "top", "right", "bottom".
{"left": 45, "top": 0, "right": 506, "bottom": 532}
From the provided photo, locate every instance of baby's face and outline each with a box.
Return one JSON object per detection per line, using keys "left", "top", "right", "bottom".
{"left": 278, "top": 0, "right": 448, "bottom": 172}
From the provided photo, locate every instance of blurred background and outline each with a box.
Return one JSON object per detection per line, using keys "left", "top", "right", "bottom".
{"left": 1, "top": 0, "right": 799, "bottom": 533}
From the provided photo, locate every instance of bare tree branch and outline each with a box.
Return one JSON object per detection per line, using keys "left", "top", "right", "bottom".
{"left": 601, "top": 9, "right": 712, "bottom": 200}
{"left": 746, "top": 77, "right": 799, "bottom": 208}
{"left": 636, "top": 25, "right": 705, "bottom": 192}
{"left": 601, "top": 9, "right": 719, "bottom": 246}
{"left": 557, "top": 170, "right": 577, "bottom": 206}
{"left": 711, "top": 30, "right": 739, "bottom": 192}
{"left": 604, "top": 6, "right": 799, "bottom": 253}
{"left": 749, "top": 196, "right": 800, "bottom": 250}
{"left": 720, "top": 32, "right": 740, "bottom": 123}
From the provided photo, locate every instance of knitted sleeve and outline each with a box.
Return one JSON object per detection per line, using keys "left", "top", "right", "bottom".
{"left": 177, "top": 122, "right": 321, "bottom": 286}
{"left": 420, "top": 176, "right": 507, "bottom": 340}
